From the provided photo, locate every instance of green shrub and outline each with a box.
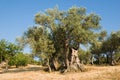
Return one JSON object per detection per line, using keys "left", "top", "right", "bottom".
{"left": 8, "top": 53, "right": 29, "bottom": 67}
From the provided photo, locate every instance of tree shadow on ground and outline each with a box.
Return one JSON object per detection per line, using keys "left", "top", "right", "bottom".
{"left": 0, "top": 65, "right": 45, "bottom": 74}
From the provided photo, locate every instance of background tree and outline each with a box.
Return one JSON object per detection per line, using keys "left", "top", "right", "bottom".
{"left": 78, "top": 49, "right": 91, "bottom": 64}
{"left": 0, "top": 39, "right": 7, "bottom": 63}
{"left": 101, "top": 31, "right": 120, "bottom": 65}
{"left": 90, "top": 30, "right": 107, "bottom": 65}
{"left": 8, "top": 53, "right": 31, "bottom": 68}
{"left": 18, "top": 26, "right": 55, "bottom": 72}
{"left": 0, "top": 39, "right": 22, "bottom": 70}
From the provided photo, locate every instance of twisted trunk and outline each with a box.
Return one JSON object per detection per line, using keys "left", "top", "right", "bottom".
{"left": 64, "top": 39, "right": 69, "bottom": 69}
{"left": 47, "top": 58, "right": 51, "bottom": 73}
{"left": 63, "top": 47, "right": 85, "bottom": 72}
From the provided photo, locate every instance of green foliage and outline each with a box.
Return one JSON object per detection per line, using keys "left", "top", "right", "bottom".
{"left": 18, "top": 6, "right": 104, "bottom": 70}
{"left": 102, "top": 31, "right": 120, "bottom": 52}
{"left": 0, "top": 39, "right": 22, "bottom": 62}
{"left": 15, "top": 53, "right": 28, "bottom": 67}
{"left": 78, "top": 49, "right": 91, "bottom": 64}
{"left": 90, "top": 30, "right": 120, "bottom": 65}
{"left": 0, "top": 39, "right": 7, "bottom": 62}
{"left": 8, "top": 57, "right": 16, "bottom": 66}
{"left": 34, "top": 6, "right": 101, "bottom": 48}
{"left": 114, "top": 52, "right": 120, "bottom": 60}
{"left": 8, "top": 53, "right": 29, "bottom": 67}
{"left": 21, "top": 26, "right": 55, "bottom": 62}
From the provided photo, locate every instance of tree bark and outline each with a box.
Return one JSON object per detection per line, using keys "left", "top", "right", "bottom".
{"left": 91, "top": 54, "right": 94, "bottom": 65}
{"left": 5, "top": 60, "right": 8, "bottom": 71}
{"left": 110, "top": 51, "right": 114, "bottom": 65}
{"left": 51, "top": 57, "right": 61, "bottom": 70}
{"left": 63, "top": 48, "right": 85, "bottom": 73}
{"left": 47, "top": 58, "right": 51, "bottom": 73}
{"left": 96, "top": 53, "right": 100, "bottom": 65}
{"left": 106, "top": 53, "right": 109, "bottom": 64}
{"left": 64, "top": 41, "right": 69, "bottom": 69}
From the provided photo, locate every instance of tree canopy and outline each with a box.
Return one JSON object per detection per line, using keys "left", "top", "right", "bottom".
{"left": 17, "top": 6, "right": 104, "bottom": 72}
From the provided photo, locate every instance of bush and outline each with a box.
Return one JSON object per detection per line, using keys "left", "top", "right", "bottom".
{"left": 8, "top": 53, "right": 29, "bottom": 67}
{"left": 8, "top": 57, "right": 16, "bottom": 66}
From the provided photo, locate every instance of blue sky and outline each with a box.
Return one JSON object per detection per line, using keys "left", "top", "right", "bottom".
{"left": 0, "top": 0, "right": 120, "bottom": 50}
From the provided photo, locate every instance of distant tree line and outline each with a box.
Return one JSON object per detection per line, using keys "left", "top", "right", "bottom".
{"left": 0, "top": 39, "right": 36, "bottom": 70}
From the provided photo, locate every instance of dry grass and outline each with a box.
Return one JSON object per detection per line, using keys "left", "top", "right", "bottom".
{"left": 0, "top": 65, "right": 120, "bottom": 80}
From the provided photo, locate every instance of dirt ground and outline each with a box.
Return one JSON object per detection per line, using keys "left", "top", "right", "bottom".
{"left": 0, "top": 65, "right": 120, "bottom": 80}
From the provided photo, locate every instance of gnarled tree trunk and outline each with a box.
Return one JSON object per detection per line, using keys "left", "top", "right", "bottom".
{"left": 47, "top": 58, "right": 51, "bottom": 73}
{"left": 63, "top": 39, "right": 70, "bottom": 70}
{"left": 64, "top": 48, "right": 85, "bottom": 73}
{"left": 53, "top": 57, "right": 61, "bottom": 70}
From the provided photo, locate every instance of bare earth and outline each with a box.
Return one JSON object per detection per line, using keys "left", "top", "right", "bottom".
{"left": 0, "top": 65, "right": 120, "bottom": 80}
